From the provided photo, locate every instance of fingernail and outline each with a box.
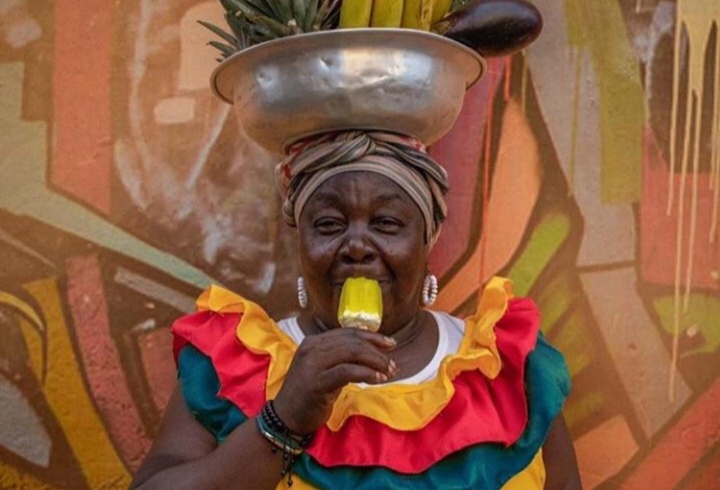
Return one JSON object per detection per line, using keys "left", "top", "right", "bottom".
{"left": 389, "top": 360, "right": 397, "bottom": 373}
{"left": 376, "top": 372, "right": 388, "bottom": 382}
{"left": 384, "top": 336, "right": 396, "bottom": 345}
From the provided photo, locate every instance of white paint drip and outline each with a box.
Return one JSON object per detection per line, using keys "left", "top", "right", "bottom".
{"left": 184, "top": 103, "right": 230, "bottom": 190}
{"left": 669, "top": 86, "right": 692, "bottom": 402}
{"left": 568, "top": 49, "right": 582, "bottom": 198}
{"left": 710, "top": 43, "right": 720, "bottom": 243}
{"left": 683, "top": 93, "right": 702, "bottom": 313}
{"left": 667, "top": 1, "right": 720, "bottom": 401}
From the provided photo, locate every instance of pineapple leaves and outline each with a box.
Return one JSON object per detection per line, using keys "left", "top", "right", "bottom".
{"left": 200, "top": 0, "right": 341, "bottom": 60}
{"left": 197, "top": 20, "right": 240, "bottom": 47}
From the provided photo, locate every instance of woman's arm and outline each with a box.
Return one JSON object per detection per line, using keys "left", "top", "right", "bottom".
{"left": 542, "top": 413, "right": 582, "bottom": 490}
{"left": 131, "top": 386, "right": 285, "bottom": 490}
{"left": 133, "top": 329, "right": 397, "bottom": 489}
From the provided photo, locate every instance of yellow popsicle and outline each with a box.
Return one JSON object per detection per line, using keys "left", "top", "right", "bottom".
{"left": 337, "top": 277, "right": 383, "bottom": 332}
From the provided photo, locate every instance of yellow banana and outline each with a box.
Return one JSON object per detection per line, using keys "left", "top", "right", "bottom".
{"left": 339, "top": 0, "right": 374, "bottom": 28}
{"left": 401, "top": 0, "right": 435, "bottom": 31}
{"left": 430, "top": 0, "right": 452, "bottom": 24}
{"left": 371, "top": 0, "right": 405, "bottom": 27}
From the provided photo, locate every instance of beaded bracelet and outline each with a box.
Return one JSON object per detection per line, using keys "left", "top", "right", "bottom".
{"left": 256, "top": 400, "right": 313, "bottom": 487}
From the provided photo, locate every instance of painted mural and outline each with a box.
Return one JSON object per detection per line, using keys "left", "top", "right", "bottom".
{"left": 0, "top": 0, "right": 718, "bottom": 488}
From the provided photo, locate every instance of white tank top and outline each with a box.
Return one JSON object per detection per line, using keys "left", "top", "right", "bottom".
{"left": 276, "top": 311, "right": 465, "bottom": 387}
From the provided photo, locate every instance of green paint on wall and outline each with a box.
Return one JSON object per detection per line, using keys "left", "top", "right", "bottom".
{"left": 536, "top": 269, "right": 583, "bottom": 338}
{"left": 564, "top": 389, "right": 605, "bottom": 434}
{"left": 506, "top": 210, "right": 572, "bottom": 296}
{"left": 564, "top": 0, "right": 645, "bottom": 203}
{"left": 654, "top": 294, "right": 720, "bottom": 356}
{"left": 552, "top": 307, "right": 593, "bottom": 379}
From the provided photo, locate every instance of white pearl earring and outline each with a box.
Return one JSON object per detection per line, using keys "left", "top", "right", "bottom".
{"left": 422, "top": 274, "right": 438, "bottom": 307}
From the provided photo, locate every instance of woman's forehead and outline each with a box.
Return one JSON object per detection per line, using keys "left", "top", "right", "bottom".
{"left": 306, "top": 172, "right": 415, "bottom": 208}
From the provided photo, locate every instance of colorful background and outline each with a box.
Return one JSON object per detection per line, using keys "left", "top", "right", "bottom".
{"left": 0, "top": 0, "right": 718, "bottom": 488}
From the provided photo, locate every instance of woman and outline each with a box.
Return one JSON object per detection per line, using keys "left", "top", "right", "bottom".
{"left": 132, "top": 131, "right": 581, "bottom": 489}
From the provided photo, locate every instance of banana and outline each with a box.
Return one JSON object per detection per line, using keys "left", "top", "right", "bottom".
{"left": 371, "top": 0, "right": 404, "bottom": 27}
{"left": 430, "top": 0, "right": 452, "bottom": 24}
{"left": 339, "top": 0, "right": 374, "bottom": 28}
{"left": 401, "top": 0, "right": 434, "bottom": 31}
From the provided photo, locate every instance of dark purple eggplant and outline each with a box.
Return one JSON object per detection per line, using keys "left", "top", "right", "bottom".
{"left": 435, "top": 0, "right": 543, "bottom": 57}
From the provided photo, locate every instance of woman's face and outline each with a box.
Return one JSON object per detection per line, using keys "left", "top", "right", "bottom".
{"left": 297, "top": 172, "right": 428, "bottom": 335}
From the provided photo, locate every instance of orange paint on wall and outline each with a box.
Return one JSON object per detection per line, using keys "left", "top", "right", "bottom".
{"left": 138, "top": 328, "right": 176, "bottom": 413}
{"left": 66, "top": 255, "right": 151, "bottom": 471}
{"left": 436, "top": 99, "right": 542, "bottom": 313}
{"left": 574, "top": 415, "right": 638, "bottom": 489}
{"left": 622, "top": 376, "right": 720, "bottom": 490}
{"left": 682, "top": 445, "right": 720, "bottom": 490}
{"left": 51, "top": 0, "right": 112, "bottom": 213}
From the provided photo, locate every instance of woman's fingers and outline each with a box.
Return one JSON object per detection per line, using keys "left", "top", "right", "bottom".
{"left": 319, "top": 363, "right": 391, "bottom": 393}
{"left": 355, "top": 330, "right": 398, "bottom": 350}
{"left": 274, "top": 328, "right": 399, "bottom": 434}
{"left": 299, "top": 329, "right": 397, "bottom": 376}
{"left": 307, "top": 327, "right": 396, "bottom": 350}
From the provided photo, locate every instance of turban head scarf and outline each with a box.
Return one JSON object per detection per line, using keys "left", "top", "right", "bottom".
{"left": 275, "top": 131, "right": 450, "bottom": 246}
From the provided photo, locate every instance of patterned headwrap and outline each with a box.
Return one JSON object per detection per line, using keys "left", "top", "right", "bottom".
{"left": 275, "top": 131, "right": 450, "bottom": 246}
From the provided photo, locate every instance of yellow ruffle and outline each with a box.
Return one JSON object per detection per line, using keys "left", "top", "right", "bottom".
{"left": 502, "top": 449, "right": 546, "bottom": 490}
{"left": 196, "top": 285, "right": 246, "bottom": 313}
{"left": 272, "top": 449, "right": 544, "bottom": 490}
{"left": 197, "top": 277, "right": 513, "bottom": 432}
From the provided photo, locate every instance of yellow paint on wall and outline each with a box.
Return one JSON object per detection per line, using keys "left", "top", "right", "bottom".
{"left": 0, "top": 290, "right": 46, "bottom": 378}
{"left": 0, "top": 460, "right": 56, "bottom": 489}
{"left": 0, "top": 291, "right": 45, "bottom": 331}
{"left": 22, "top": 278, "right": 131, "bottom": 489}
{"left": 18, "top": 316, "right": 44, "bottom": 380}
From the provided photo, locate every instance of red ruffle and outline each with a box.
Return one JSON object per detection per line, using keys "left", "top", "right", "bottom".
{"left": 171, "top": 298, "right": 539, "bottom": 474}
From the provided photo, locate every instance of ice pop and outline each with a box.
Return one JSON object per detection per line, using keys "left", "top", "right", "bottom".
{"left": 337, "top": 277, "right": 383, "bottom": 332}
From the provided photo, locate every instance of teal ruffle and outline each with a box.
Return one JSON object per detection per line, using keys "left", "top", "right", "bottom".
{"left": 177, "top": 335, "right": 569, "bottom": 490}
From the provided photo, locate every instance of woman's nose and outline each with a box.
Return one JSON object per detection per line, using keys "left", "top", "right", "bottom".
{"left": 340, "top": 226, "right": 376, "bottom": 264}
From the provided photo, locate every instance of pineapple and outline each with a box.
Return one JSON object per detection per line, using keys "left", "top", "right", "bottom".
{"left": 200, "top": 0, "right": 342, "bottom": 59}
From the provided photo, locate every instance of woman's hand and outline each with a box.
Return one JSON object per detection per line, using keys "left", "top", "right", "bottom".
{"left": 273, "top": 328, "right": 397, "bottom": 435}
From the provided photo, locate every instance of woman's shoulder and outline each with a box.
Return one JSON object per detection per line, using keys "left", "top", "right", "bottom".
{"left": 170, "top": 284, "right": 281, "bottom": 363}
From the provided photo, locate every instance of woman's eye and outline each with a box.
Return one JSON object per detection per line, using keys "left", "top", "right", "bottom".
{"left": 314, "top": 218, "right": 344, "bottom": 233}
{"left": 373, "top": 217, "right": 403, "bottom": 232}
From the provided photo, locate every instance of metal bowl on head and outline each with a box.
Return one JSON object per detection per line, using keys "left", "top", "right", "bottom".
{"left": 211, "top": 29, "right": 486, "bottom": 155}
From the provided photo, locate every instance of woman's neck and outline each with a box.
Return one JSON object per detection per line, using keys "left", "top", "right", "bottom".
{"left": 385, "top": 311, "right": 439, "bottom": 380}
{"left": 385, "top": 310, "right": 431, "bottom": 349}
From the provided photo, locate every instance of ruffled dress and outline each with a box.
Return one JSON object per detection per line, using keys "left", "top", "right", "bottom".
{"left": 172, "top": 277, "right": 570, "bottom": 489}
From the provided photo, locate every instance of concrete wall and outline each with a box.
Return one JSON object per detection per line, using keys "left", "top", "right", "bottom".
{"left": 0, "top": 0, "right": 718, "bottom": 488}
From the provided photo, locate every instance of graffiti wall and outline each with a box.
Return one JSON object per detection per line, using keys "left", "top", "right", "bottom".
{"left": 0, "top": 0, "right": 717, "bottom": 488}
